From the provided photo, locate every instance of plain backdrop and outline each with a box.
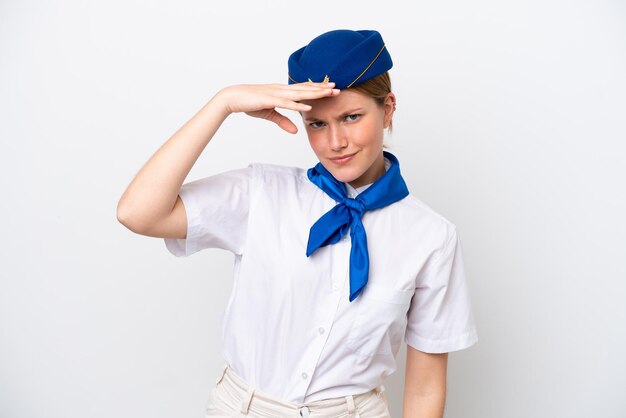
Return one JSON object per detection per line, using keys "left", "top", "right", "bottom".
{"left": 1, "top": 1, "right": 625, "bottom": 417}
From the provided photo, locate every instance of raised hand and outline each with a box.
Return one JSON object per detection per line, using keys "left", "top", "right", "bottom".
{"left": 215, "top": 82, "right": 341, "bottom": 134}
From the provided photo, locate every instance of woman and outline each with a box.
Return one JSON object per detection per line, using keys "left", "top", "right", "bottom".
{"left": 117, "top": 29, "right": 478, "bottom": 418}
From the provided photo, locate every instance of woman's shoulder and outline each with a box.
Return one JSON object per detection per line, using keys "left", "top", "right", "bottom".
{"left": 385, "top": 193, "right": 460, "bottom": 255}
{"left": 249, "top": 161, "right": 307, "bottom": 177}
{"left": 246, "top": 162, "right": 311, "bottom": 186}
{"left": 394, "top": 193, "right": 458, "bottom": 232}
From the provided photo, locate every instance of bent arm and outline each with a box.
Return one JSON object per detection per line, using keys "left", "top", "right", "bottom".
{"left": 116, "top": 81, "right": 337, "bottom": 238}
{"left": 116, "top": 92, "right": 231, "bottom": 237}
{"left": 403, "top": 345, "right": 448, "bottom": 418}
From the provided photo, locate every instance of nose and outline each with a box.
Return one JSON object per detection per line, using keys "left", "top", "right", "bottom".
{"left": 328, "top": 124, "right": 348, "bottom": 151}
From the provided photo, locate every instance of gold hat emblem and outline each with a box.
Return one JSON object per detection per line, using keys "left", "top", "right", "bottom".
{"left": 307, "top": 75, "right": 330, "bottom": 83}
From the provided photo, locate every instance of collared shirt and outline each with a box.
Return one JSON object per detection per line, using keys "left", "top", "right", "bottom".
{"left": 164, "top": 156, "right": 478, "bottom": 403}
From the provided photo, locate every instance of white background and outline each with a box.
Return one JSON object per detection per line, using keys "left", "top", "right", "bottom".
{"left": 1, "top": 1, "right": 625, "bottom": 417}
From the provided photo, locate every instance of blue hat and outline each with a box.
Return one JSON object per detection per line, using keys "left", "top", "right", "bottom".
{"left": 288, "top": 29, "right": 393, "bottom": 89}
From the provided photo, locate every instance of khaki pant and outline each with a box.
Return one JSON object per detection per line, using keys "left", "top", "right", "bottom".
{"left": 205, "top": 362, "right": 392, "bottom": 418}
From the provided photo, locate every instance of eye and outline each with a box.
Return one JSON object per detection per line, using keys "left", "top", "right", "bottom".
{"left": 309, "top": 121, "right": 325, "bottom": 129}
{"left": 346, "top": 114, "right": 361, "bottom": 122}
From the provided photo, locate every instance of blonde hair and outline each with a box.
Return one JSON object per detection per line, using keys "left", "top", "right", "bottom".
{"left": 348, "top": 71, "right": 393, "bottom": 134}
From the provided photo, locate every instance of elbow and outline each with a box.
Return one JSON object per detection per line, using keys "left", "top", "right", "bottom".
{"left": 116, "top": 201, "right": 147, "bottom": 234}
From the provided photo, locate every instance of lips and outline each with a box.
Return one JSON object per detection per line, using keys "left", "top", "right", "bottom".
{"left": 329, "top": 152, "right": 357, "bottom": 164}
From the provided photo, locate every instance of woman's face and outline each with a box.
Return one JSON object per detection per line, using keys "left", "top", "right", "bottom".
{"left": 300, "top": 89, "right": 395, "bottom": 189}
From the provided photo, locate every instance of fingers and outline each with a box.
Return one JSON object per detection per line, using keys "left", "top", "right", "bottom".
{"left": 265, "top": 109, "right": 298, "bottom": 134}
{"left": 275, "top": 91, "right": 339, "bottom": 111}
{"left": 291, "top": 87, "right": 341, "bottom": 101}
{"left": 291, "top": 81, "right": 335, "bottom": 88}
{"left": 234, "top": 81, "right": 340, "bottom": 117}
{"left": 269, "top": 81, "right": 334, "bottom": 91}
{"left": 281, "top": 81, "right": 338, "bottom": 95}
{"left": 275, "top": 99, "right": 313, "bottom": 112}
{"left": 291, "top": 82, "right": 337, "bottom": 92}
{"left": 274, "top": 83, "right": 340, "bottom": 111}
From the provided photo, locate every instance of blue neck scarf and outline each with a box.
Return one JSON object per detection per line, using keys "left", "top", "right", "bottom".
{"left": 306, "top": 151, "right": 410, "bottom": 302}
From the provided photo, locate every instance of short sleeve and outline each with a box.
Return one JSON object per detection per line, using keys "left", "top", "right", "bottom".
{"left": 163, "top": 165, "right": 254, "bottom": 257}
{"left": 405, "top": 228, "right": 478, "bottom": 353}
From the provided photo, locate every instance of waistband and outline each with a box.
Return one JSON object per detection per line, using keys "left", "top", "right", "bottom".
{"left": 214, "top": 362, "right": 386, "bottom": 417}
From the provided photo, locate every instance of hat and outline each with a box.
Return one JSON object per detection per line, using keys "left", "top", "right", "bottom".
{"left": 288, "top": 29, "right": 393, "bottom": 89}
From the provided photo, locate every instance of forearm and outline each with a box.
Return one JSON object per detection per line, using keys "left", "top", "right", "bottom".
{"left": 117, "top": 90, "right": 231, "bottom": 232}
{"left": 402, "top": 390, "right": 446, "bottom": 418}
{"left": 403, "top": 347, "right": 448, "bottom": 418}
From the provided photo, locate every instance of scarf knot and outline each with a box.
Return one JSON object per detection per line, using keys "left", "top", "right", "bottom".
{"left": 306, "top": 151, "right": 410, "bottom": 302}
{"left": 343, "top": 197, "right": 365, "bottom": 218}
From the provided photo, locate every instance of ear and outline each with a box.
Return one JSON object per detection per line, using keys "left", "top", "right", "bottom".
{"left": 382, "top": 92, "right": 396, "bottom": 128}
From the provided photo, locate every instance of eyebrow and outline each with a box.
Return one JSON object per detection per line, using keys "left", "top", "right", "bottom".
{"left": 303, "top": 108, "right": 365, "bottom": 122}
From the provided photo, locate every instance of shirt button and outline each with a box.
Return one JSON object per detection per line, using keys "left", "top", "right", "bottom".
{"left": 332, "top": 283, "right": 339, "bottom": 291}
{"left": 318, "top": 327, "right": 325, "bottom": 335}
{"left": 301, "top": 372, "right": 308, "bottom": 379}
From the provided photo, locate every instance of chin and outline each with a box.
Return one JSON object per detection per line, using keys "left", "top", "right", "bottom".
{"left": 323, "top": 166, "right": 363, "bottom": 184}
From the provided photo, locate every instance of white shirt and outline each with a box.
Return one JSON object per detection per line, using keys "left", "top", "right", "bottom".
{"left": 164, "top": 156, "right": 478, "bottom": 403}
